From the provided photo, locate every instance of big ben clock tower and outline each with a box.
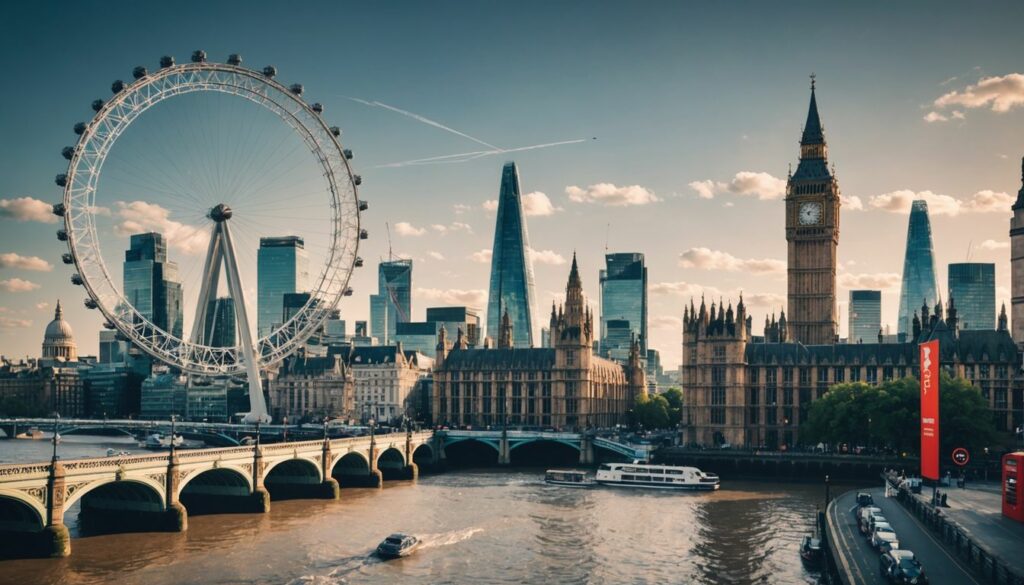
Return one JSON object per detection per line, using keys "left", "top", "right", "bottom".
{"left": 786, "top": 75, "right": 840, "bottom": 345}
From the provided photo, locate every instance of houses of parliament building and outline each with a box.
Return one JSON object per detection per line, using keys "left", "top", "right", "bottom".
{"left": 682, "top": 81, "right": 1023, "bottom": 448}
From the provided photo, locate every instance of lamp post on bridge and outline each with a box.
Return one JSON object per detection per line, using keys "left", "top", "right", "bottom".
{"left": 50, "top": 411, "right": 60, "bottom": 463}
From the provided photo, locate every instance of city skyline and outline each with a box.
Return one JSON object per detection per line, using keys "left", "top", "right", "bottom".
{"left": 2, "top": 2, "right": 1024, "bottom": 370}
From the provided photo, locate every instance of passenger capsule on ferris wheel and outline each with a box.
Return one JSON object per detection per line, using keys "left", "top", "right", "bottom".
{"left": 55, "top": 174, "right": 67, "bottom": 187}
{"left": 262, "top": 65, "right": 277, "bottom": 78}
{"left": 52, "top": 203, "right": 66, "bottom": 217}
{"left": 289, "top": 83, "right": 304, "bottom": 96}
{"left": 132, "top": 66, "right": 147, "bottom": 79}
{"left": 111, "top": 80, "right": 126, "bottom": 94}
{"left": 312, "top": 103, "right": 323, "bottom": 114}
{"left": 61, "top": 147, "right": 75, "bottom": 161}
{"left": 91, "top": 99, "right": 104, "bottom": 112}
{"left": 344, "top": 148, "right": 353, "bottom": 160}
{"left": 227, "top": 54, "right": 242, "bottom": 66}
{"left": 191, "top": 50, "right": 207, "bottom": 63}
{"left": 159, "top": 55, "right": 175, "bottom": 68}
{"left": 74, "top": 122, "right": 87, "bottom": 135}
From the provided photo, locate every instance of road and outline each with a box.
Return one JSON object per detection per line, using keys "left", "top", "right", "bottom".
{"left": 828, "top": 486, "right": 983, "bottom": 585}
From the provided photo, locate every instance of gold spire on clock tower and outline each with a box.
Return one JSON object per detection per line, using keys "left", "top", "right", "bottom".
{"left": 785, "top": 76, "right": 840, "bottom": 345}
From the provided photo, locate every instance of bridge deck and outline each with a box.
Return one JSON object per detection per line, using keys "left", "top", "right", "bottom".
{"left": 827, "top": 486, "right": 983, "bottom": 585}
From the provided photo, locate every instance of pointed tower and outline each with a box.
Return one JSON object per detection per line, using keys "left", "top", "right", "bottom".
{"left": 1011, "top": 157, "right": 1024, "bottom": 345}
{"left": 554, "top": 254, "right": 593, "bottom": 371}
{"left": 897, "top": 201, "right": 939, "bottom": 337}
{"left": 786, "top": 75, "right": 840, "bottom": 345}
{"left": 486, "top": 162, "right": 537, "bottom": 348}
{"left": 498, "top": 308, "right": 514, "bottom": 349}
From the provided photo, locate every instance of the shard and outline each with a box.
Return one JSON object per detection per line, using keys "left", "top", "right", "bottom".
{"left": 486, "top": 162, "right": 537, "bottom": 347}
{"left": 897, "top": 200, "right": 939, "bottom": 337}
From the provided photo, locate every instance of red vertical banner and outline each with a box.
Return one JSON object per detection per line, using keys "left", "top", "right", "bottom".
{"left": 920, "top": 340, "right": 940, "bottom": 480}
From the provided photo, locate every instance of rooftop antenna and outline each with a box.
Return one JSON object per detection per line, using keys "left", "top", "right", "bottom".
{"left": 385, "top": 221, "right": 393, "bottom": 262}
{"left": 966, "top": 239, "right": 973, "bottom": 262}
{"left": 604, "top": 223, "right": 610, "bottom": 252}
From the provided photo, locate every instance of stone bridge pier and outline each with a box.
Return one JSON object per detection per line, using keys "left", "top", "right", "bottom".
{"left": 0, "top": 431, "right": 433, "bottom": 559}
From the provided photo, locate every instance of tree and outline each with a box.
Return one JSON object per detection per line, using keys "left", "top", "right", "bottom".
{"left": 661, "top": 387, "right": 683, "bottom": 427}
{"left": 632, "top": 393, "right": 670, "bottom": 429}
{"left": 801, "top": 374, "right": 998, "bottom": 456}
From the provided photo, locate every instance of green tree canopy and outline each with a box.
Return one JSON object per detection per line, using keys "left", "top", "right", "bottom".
{"left": 661, "top": 387, "right": 683, "bottom": 427}
{"left": 632, "top": 393, "right": 670, "bottom": 429}
{"left": 801, "top": 374, "right": 998, "bottom": 456}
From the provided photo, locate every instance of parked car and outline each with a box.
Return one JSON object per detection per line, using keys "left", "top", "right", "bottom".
{"left": 876, "top": 532, "right": 900, "bottom": 553}
{"left": 867, "top": 514, "right": 889, "bottom": 536}
{"left": 858, "top": 505, "right": 881, "bottom": 523}
{"left": 856, "top": 492, "right": 875, "bottom": 508}
{"left": 880, "top": 549, "right": 927, "bottom": 584}
{"left": 860, "top": 510, "right": 886, "bottom": 535}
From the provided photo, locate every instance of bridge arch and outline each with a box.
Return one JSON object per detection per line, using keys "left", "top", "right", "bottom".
{"left": 331, "top": 451, "right": 375, "bottom": 487}
{"left": 508, "top": 439, "right": 580, "bottom": 466}
{"left": 64, "top": 475, "right": 165, "bottom": 513}
{"left": 443, "top": 438, "right": 500, "bottom": 467}
{"left": 177, "top": 465, "right": 253, "bottom": 498}
{"left": 263, "top": 458, "right": 323, "bottom": 500}
{"left": 376, "top": 447, "right": 407, "bottom": 480}
{"left": 0, "top": 491, "right": 44, "bottom": 533}
{"left": 412, "top": 443, "right": 434, "bottom": 467}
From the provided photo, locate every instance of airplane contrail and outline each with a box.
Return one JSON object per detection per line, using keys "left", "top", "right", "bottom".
{"left": 344, "top": 96, "right": 500, "bottom": 150}
{"left": 376, "top": 139, "right": 588, "bottom": 169}
{"left": 344, "top": 96, "right": 588, "bottom": 168}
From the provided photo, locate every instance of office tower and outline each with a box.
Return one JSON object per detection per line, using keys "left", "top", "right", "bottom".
{"left": 369, "top": 259, "right": 413, "bottom": 344}
{"left": 123, "top": 232, "right": 183, "bottom": 337}
{"left": 486, "top": 162, "right": 537, "bottom": 347}
{"left": 848, "top": 290, "right": 881, "bottom": 343}
{"left": 203, "top": 297, "right": 236, "bottom": 348}
{"left": 1011, "top": 158, "right": 1024, "bottom": 344}
{"left": 257, "top": 236, "right": 309, "bottom": 337}
{"left": 99, "top": 330, "right": 128, "bottom": 364}
{"left": 600, "top": 253, "right": 647, "bottom": 361}
{"left": 948, "top": 263, "right": 996, "bottom": 330}
{"left": 786, "top": 79, "right": 840, "bottom": 345}
{"left": 426, "top": 306, "right": 482, "bottom": 348}
{"left": 897, "top": 201, "right": 939, "bottom": 336}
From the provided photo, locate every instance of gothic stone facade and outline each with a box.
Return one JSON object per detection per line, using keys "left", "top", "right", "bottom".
{"left": 432, "top": 256, "right": 646, "bottom": 430}
{"left": 682, "top": 297, "right": 1021, "bottom": 448}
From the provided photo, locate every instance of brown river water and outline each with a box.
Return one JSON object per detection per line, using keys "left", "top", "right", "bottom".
{"left": 1, "top": 437, "right": 827, "bottom": 585}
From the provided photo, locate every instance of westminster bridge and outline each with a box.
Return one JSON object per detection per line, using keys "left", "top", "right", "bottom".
{"left": 0, "top": 428, "right": 653, "bottom": 559}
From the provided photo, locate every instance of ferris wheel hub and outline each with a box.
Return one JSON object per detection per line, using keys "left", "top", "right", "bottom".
{"left": 208, "top": 203, "right": 233, "bottom": 222}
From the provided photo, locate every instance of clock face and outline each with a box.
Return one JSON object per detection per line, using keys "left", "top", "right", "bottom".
{"left": 799, "top": 202, "right": 822, "bottom": 225}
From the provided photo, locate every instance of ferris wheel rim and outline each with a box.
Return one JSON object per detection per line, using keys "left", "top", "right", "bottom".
{"left": 61, "top": 60, "right": 361, "bottom": 376}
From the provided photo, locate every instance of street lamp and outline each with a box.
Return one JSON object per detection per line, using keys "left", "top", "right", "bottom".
{"left": 323, "top": 417, "right": 330, "bottom": 441}
{"left": 51, "top": 411, "right": 60, "bottom": 462}
{"left": 169, "top": 414, "right": 177, "bottom": 457}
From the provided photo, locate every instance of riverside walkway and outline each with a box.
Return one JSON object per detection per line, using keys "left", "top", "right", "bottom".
{"left": 826, "top": 485, "right": 984, "bottom": 585}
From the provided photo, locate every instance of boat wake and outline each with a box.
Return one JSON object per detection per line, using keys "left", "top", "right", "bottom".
{"left": 417, "top": 527, "right": 484, "bottom": 550}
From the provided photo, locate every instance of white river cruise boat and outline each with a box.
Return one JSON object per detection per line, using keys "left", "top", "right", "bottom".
{"left": 595, "top": 461, "right": 720, "bottom": 490}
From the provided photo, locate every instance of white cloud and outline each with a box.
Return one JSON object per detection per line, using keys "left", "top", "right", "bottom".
{"left": 0, "top": 316, "right": 32, "bottom": 329}
{"left": 678, "top": 247, "right": 785, "bottom": 274}
{"left": 394, "top": 221, "right": 427, "bottom": 236}
{"left": 427, "top": 251, "right": 445, "bottom": 261}
{"left": 651, "top": 281, "right": 718, "bottom": 297}
{"left": 687, "top": 171, "right": 786, "bottom": 201}
{"left": 923, "top": 111, "right": 948, "bottom": 123}
{"left": 0, "top": 197, "right": 57, "bottom": 223}
{"left": 35, "top": 302, "right": 50, "bottom": 311}
{"left": 840, "top": 194, "right": 864, "bottom": 210}
{"left": 529, "top": 249, "right": 567, "bottom": 265}
{"left": 934, "top": 73, "right": 1024, "bottom": 114}
{"left": 115, "top": 201, "right": 209, "bottom": 255}
{"left": 979, "top": 239, "right": 1009, "bottom": 250}
{"left": 0, "top": 278, "right": 41, "bottom": 292}
{"left": 652, "top": 316, "right": 682, "bottom": 329}
{"left": 453, "top": 204, "right": 473, "bottom": 215}
{"left": 522, "top": 191, "right": 560, "bottom": 216}
{"left": 470, "top": 249, "right": 492, "bottom": 263}
{"left": 868, "top": 189, "right": 1013, "bottom": 216}
{"left": 451, "top": 222, "right": 473, "bottom": 233}
{"left": 688, "top": 180, "right": 718, "bottom": 200}
{"left": 482, "top": 199, "right": 498, "bottom": 212}
{"left": 838, "top": 272, "right": 901, "bottom": 290}
{"left": 0, "top": 253, "right": 52, "bottom": 272}
{"left": 565, "top": 183, "right": 659, "bottom": 206}
{"left": 415, "top": 287, "right": 486, "bottom": 309}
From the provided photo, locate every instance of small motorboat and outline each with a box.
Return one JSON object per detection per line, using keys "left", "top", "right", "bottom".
{"left": 545, "top": 469, "right": 596, "bottom": 488}
{"left": 800, "top": 534, "right": 823, "bottom": 565}
{"left": 143, "top": 433, "right": 184, "bottom": 449}
{"left": 106, "top": 448, "right": 131, "bottom": 457}
{"left": 376, "top": 533, "right": 421, "bottom": 559}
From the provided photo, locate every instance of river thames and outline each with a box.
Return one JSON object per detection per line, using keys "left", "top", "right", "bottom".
{"left": 1, "top": 438, "right": 827, "bottom": 585}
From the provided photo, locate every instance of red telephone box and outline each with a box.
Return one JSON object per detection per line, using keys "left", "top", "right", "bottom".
{"left": 1002, "top": 452, "right": 1024, "bottom": 522}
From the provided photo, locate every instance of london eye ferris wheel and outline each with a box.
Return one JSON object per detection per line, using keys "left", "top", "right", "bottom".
{"left": 53, "top": 51, "right": 366, "bottom": 422}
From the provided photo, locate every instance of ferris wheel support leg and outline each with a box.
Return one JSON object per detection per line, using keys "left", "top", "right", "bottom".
{"left": 189, "top": 226, "right": 223, "bottom": 346}
{"left": 219, "top": 222, "right": 270, "bottom": 424}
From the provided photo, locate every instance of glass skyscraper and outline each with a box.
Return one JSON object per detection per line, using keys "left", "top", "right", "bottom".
{"left": 600, "top": 252, "right": 647, "bottom": 361}
{"left": 204, "top": 297, "right": 236, "bottom": 348}
{"left": 123, "top": 232, "right": 183, "bottom": 337}
{"left": 848, "top": 290, "right": 881, "bottom": 343}
{"left": 369, "top": 259, "right": 413, "bottom": 344}
{"left": 897, "top": 200, "right": 938, "bottom": 336}
{"left": 486, "top": 162, "right": 537, "bottom": 347}
{"left": 257, "top": 236, "right": 309, "bottom": 337}
{"left": 948, "top": 263, "right": 996, "bottom": 330}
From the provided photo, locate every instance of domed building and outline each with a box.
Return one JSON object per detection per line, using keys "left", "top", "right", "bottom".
{"left": 42, "top": 300, "right": 77, "bottom": 362}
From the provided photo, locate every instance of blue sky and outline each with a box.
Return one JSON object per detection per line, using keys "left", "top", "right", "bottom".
{"left": 2, "top": 1, "right": 1024, "bottom": 369}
